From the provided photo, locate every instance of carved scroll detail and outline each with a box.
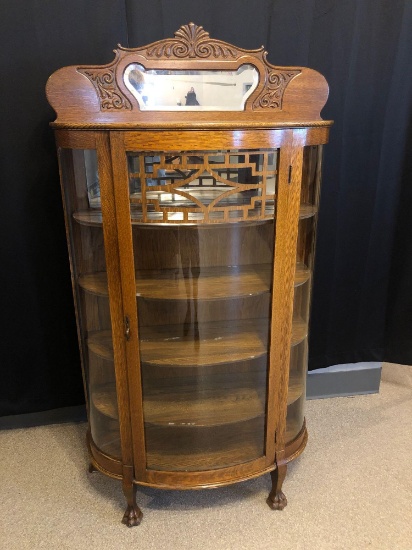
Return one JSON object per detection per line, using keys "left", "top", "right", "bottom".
{"left": 253, "top": 69, "right": 301, "bottom": 110}
{"left": 79, "top": 67, "right": 132, "bottom": 110}
{"left": 146, "top": 23, "right": 237, "bottom": 59}
{"left": 77, "top": 26, "right": 301, "bottom": 112}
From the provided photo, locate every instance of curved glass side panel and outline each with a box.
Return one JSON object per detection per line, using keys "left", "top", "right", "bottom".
{"left": 124, "top": 63, "right": 259, "bottom": 111}
{"left": 287, "top": 145, "right": 323, "bottom": 442}
{"left": 59, "top": 148, "right": 121, "bottom": 459}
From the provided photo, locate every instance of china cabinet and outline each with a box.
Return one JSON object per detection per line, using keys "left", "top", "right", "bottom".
{"left": 46, "top": 23, "right": 331, "bottom": 526}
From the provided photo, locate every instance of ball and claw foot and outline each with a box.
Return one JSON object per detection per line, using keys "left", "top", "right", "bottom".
{"left": 267, "top": 491, "right": 288, "bottom": 510}
{"left": 122, "top": 506, "right": 143, "bottom": 527}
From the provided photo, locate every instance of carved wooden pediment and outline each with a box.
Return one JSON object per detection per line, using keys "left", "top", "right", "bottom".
{"left": 145, "top": 23, "right": 238, "bottom": 59}
{"left": 46, "top": 23, "right": 330, "bottom": 127}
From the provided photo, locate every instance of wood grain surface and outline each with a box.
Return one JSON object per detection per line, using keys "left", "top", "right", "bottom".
{"left": 87, "top": 316, "right": 307, "bottom": 367}
{"left": 78, "top": 263, "right": 311, "bottom": 299}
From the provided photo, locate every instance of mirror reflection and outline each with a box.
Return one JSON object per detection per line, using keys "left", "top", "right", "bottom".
{"left": 124, "top": 63, "right": 259, "bottom": 111}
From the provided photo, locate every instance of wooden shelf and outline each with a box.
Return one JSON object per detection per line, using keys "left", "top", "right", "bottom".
{"left": 288, "top": 374, "right": 305, "bottom": 405}
{"left": 93, "top": 385, "right": 264, "bottom": 426}
{"left": 146, "top": 387, "right": 264, "bottom": 427}
{"left": 73, "top": 203, "right": 317, "bottom": 227}
{"left": 73, "top": 210, "right": 271, "bottom": 226}
{"left": 146, "top": 436, "right": 264, "bottom": 471}
{"left": 80, "top": 264, "right": 271, "bottom": 300}
{"left": 91, "top": 418, "right": 302, "bottom": 471}
{"left": 92, "top": 369, "right": 303, "bottom": 426}
{"left": 291, "top": 318, "right": 308, "bottom": 347}
{"left": 88, "top": 318, "right": 307, "bottom": 367}
{"left": 73, "top": 210, "right": 105, "bottom": 227}
{"left": 295, "top": 262, "right": 311, "bottom": 287}
{"left": 138, "top": 264, "right": 272, "bottom": 300}
{"left": 89, "top": 319, "right": 268, "bottom": 367}
{"left": 145, "top": 414, "right": 306, "bottom": 471}
{"left": 78, "top": 263, "right": 310, "bottom": 300}
{"left": 299, "top": 204, "right": 318, "bottom": 219}
{"left": 92, "top": 413, "right": 303, "bottom": 472}
{"left": 286, "top": 417, "right": 303, "bottom": 442}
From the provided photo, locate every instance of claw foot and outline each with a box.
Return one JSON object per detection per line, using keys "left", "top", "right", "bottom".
{"left": 122, "top": 506, "right": 143, "bottom": 527}
{"left": 267, "top": 491, "right": 287, "bottom": 510}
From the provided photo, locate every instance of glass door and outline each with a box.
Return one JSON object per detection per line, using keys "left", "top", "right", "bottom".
{"left": 125, "top": 147, "right": 279, "bottom": 472}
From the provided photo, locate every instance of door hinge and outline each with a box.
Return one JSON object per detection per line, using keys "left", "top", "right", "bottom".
{"left": 125, "top": 316, "right": 131, "bottom": 340}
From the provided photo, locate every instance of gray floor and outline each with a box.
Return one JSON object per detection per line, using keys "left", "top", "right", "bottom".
{"left": 1, "top": 363, "right": 411, "bottom": 549}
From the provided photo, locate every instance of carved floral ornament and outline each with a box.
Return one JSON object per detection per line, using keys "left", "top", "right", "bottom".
{"left": 145, "top": 23, "right": 237, "bottom": 59}
{"left": 78, "top": 23, "right": 300, "bottom": 111}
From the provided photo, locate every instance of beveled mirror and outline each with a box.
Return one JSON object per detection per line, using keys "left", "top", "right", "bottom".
{"left": 124, "top": 63, "right": 259, "bottom": 111}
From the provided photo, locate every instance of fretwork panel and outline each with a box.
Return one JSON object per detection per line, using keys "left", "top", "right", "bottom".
{"left": 127, "top": 149, "right": 278, "bottom": 223}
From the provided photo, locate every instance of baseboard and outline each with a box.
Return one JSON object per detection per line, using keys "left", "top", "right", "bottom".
{"left": 0, "top": 405, "right": 87, "bottom": 430}
{"left": 307, "top": 362, "right": 382, "bottom": 399}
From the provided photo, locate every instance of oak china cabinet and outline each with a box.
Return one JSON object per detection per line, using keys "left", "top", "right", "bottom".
{"left": 46, "top": 23, "right": 331, "bottom": 526}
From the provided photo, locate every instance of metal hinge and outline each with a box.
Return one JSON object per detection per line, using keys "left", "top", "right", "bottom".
{"left": 125, "top": 316, "right": 131, "bottom": 340}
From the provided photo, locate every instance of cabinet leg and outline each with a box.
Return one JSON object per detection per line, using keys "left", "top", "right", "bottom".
{"left": 267, "top": 465, "right": 288, "bottom": 510}
{"left": 88, "top": 462, "right": 98, "bottom": 473}
{"left": 121, "top": 480, "right": 143, "bottom": 527}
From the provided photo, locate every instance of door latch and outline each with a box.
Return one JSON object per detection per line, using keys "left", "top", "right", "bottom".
{"left": 288, "top": 165, "right": 292, "bottom": 184}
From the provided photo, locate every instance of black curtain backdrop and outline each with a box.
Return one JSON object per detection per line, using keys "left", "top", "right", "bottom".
{"left": 1, "top": 0, "right": 412, "bottom": 416}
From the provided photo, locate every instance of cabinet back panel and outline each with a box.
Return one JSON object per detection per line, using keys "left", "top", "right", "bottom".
{"left": 132, "top": 222, "right": 274, "bottom": 270}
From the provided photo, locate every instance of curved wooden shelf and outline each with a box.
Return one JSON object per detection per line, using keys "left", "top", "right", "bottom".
{"left": 295, "top": 262, "right": 311, "bottom": 287}
{"left": 88, "top": 417, "right": 307, "bottom": 475}
{"left": 78, "top": 263, "right": 310, "bottom": 300}
{"left": 89, "top": 320, "right": 268, "bottom": 366}
{"left": 286, "top": 417, "right": 303, "bottom": 442}
{"left": 92, "top": 388, "right": 119, "bottom": 419}
{"left": 145, "top": 416, "right": 307, "bottom": 472}
{"left": 91, "top": 370, "right": 303, "bottom": 426}
{"left": 73, "top": 210, "right": 271, "bottom": 227}
{"left": 146, "top": 438, "right": 263, "bottom": 472}
{"left": 93, "top": 385, "right": 264, "bottom": 426}
{"left": 145, "top": 387, "right": 264, "bottom": 427}
{"left": 87, "top": 317, "right": 307, "bottom": 367}
{"left": 73, "top": 203, "right": 317, "bottom": 227}
{"left": 287, "top": 374, "right": 305, "bottom": 406}
{"left": 299, "top": 204, "right": 318, "bottom": 219}
{"left": 73, "top": 210, "right": 105, "bottom": 226}
{"left": 290, "top": 318, "right": 308, "bottom": 347}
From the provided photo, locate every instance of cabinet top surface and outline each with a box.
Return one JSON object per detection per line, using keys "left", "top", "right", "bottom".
{"left": 46, "top": 23, "right": 332, "bottom": 130}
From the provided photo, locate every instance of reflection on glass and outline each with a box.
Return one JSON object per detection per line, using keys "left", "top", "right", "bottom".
{"left": 286, "top": 145, "right": 322, "bottom": 443}
{"left": 124, "top": 63, "right": 259, "bottom": 111}
{"left": 59, "top": 148, "right": 121, "bottom": 459}
{"left": 84, "top": 150, "right": 100, "bottom": 208}
{"left": 131, "top": 221, "right": 275, "bottom": 471}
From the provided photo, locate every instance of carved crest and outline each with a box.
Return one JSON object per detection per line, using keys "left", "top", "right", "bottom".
{"left": 146, "top": 23, "right": 237, "bottom": 59}
{"left": 78, "top": 66, "right": 132, "bottom": 110}
{"left": 76, "top": 24, "right": 302, "bottom": 113}
{"left": 253, "top": 69, "right": 301, "bottom": 110}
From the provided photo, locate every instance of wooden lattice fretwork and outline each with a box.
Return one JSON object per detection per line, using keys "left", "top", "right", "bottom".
{"left": 128, "top": 149, "right": 278, "bottom": 223}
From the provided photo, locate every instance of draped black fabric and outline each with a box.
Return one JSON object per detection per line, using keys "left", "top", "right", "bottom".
{"left": 1, "top": 0, "right": 412, "bottom": 416}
